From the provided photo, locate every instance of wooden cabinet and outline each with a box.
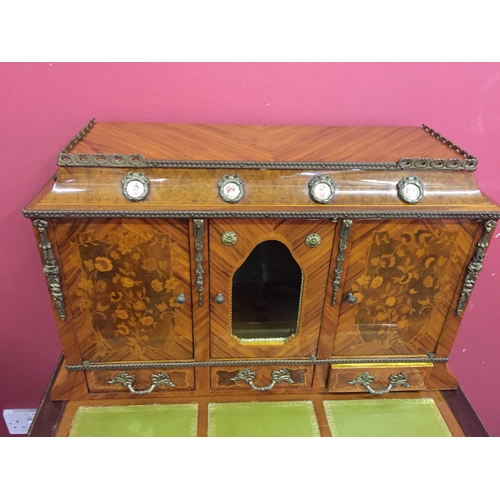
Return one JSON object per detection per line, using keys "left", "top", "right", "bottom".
{"left": 53, "top": 218, "right": 193, "bottom": 363}
{"left": 332, "top": 219, "right": 478, "bottom": 357}
{"left": 24, "top": 121, "right": 500, "bottom": 400}
{"left": 209, "top": 218, "right": 335, "bottom": 359}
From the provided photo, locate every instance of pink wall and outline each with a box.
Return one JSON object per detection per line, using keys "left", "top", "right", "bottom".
{"left": 2, "top": 62, "right": 500, "bottom": 436}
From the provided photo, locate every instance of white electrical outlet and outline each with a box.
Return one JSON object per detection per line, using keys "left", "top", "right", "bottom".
{"left": 3, "top": 409, "right": 37, "bottom": 435}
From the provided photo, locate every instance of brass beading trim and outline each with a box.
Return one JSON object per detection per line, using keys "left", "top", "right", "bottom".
{"left": 57, "top": 154, "right": 477, "bottom": 171}
{"left": 66, "top": 355, "right": 448, "bottom": 371}
{"left": 23, "top": 210, "right": 500, "bottom": 220}
{"left": 61, "top": 118, "right": 96, "bottom": 154}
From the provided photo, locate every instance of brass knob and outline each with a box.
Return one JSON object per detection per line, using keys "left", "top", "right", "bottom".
{"left": 345, "top": 292, "right": 357, "bottom": 304}
{"left": 221, "top": 231, "right": 238, "bottom": 246}
{"left": 305, "top": 233, "right": 321, "bottom": 248}
{"left": 175, "top": 293, "right": 187, "bottom": 305}
{"left": 214, "top": 293, "right": 225, "bottom": 304}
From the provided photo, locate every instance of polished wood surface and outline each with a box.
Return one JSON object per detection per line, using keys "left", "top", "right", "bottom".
{"left": 332, "top": 219, "right": 478, "bottom": 356}
{"left": 209, "top": 218, "right": 335, "bottom": 359}
{"left": 25, "top": 122, "right": 500, "bottom": 403}
{"left": 26, "top": 122, "right": 500, "bottom": 215}
{"left": 26, "top": 168, "right": 500, "bottom": 214}
{"left": 53, "top": 218, "right": 193, "bottom": 362}
{"left": 69, "top": 123, "right": 465, "bottom": 162}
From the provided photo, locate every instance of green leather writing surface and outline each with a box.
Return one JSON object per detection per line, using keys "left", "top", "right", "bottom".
{"left": 69, "top": 404, "right": 198, "bottom": 437}
{"left": 323, "top": 398, "right": 452, "bottom": 437}
{"left": 208, "top": 401, "right": 320, "bottom": 437}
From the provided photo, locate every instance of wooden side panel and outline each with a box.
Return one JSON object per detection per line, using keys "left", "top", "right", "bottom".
{"left": 435, "top": 221, "right": 492, "bottom": 357}
{"left": 32, "top": 220, "right": 82, "bottom": 365}
{"left": 50, "top": 362, "right": 89, "bottom": 400}
{"left": 53, "top": 218, "right": 194, "bottom": 362}
{"left": 209, "top": 218, "right": 336, "bottom": 358}
{"left": 332, "top": 219, "right": 477, "bottom": 356}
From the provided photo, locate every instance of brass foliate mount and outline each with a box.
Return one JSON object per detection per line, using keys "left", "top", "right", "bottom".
{"left": 194, "top": 219, "right": 205, "bottom": 307}
{"left": 221, "top": 231, "right": 238, "bottom": 246}
{"left": 456, "top": 220, "right": 498, "bottom": 315}
{"left": 33, "top": 220, "right": 66, "bottom": 321}
{"left": 332, "top": 219, "right": 353, "bottom": 305}
{"left": 305, "top": 233, "right": 321, "bottom": 248}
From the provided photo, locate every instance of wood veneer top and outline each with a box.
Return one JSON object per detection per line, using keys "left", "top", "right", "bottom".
{"left": 70, "top": 122, "right": 466, "bottom": 163}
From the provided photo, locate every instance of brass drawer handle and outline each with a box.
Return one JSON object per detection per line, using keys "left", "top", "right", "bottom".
{"left": 348, "top": 371, "right": 410, "bottom": 395}
{"left": 108, "top": 371, "right": 176, "bottom": 394}
{"left": 231, "top": 367, "right": 296, "bottom": 391}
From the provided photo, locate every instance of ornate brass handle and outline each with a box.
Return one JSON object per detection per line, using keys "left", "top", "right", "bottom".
{"left": 108, "top": 371, "right": 176, "bottom": 394}
{"left": 231, "top": 367, "right": 295, "bottom": 391}
{"left": 348, "top": 371, "right": 410, "bottom": 395}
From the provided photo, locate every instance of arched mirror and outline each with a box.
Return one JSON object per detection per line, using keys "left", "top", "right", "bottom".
{"left": 231, "top": 240, "right": 303, "bottom": 343}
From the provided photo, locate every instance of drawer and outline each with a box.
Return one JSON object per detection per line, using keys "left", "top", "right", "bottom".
{"left": 211, "top": 364, "right": 313, "bottom": 391}
{"left": 86, "top": 368, "right": 195, "bottom": 394}
{"left": 327, "top": 364, "right": 433, "bottom": 394}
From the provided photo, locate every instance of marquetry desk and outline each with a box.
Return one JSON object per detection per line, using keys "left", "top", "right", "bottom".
{"left": 24, "top": 121, "right": 500, "bottom": 436}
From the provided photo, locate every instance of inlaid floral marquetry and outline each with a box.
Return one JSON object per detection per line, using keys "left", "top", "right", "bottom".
{"left": 55, "top": 219, "right": 193, "bottom": 362}
{"left": 332, "top": 220, "right": 477, "bottom": 356}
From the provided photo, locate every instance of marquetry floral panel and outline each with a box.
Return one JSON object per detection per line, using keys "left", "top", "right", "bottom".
{"left": 333, "top": 221, "right": 474, "bottom": 356}
{"left": 60, "top": 220, "right": 193, "bottom": 362}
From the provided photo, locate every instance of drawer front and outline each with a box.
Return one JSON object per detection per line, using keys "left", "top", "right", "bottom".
{"left": 327, "top": 365, "right": 432, "bottom": 393}
{"left": 87, "top": 368, "right": 195, "bottom": 394}
{"left": 211, "top": 364, "right": 313, "bottom": 391}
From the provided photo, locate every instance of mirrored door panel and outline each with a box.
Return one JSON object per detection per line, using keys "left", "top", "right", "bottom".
{"left": 209, "top": 219, "right": 336, "bottom": 359}
{"left": 232, "top": 240, "right": 303, "bottom": 342}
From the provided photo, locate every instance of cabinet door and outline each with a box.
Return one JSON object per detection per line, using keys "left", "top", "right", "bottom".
{"left": 332, "top": 219, "right": 478, "bottom": 356}
{"left": 54, "top": 218, "right": 193, "bottom": 362}
{"left": 209, "top": 219, "right": 336, "bottom": 358}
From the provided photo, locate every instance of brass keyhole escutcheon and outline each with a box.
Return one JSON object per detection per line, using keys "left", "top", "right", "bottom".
{"left": 221, "top": 231, "right": 238, "bottom": 246}
{"left": 305, "top": 233, "right": 321, "bottom": 248}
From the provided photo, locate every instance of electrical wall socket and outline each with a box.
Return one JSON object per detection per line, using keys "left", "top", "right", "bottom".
{"left": 3, "top": 409, "right": 37, "bottom": 435}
